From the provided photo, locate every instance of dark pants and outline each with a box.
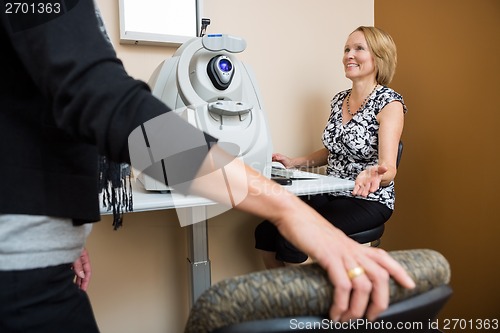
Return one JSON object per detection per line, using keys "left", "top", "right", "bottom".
{"left": 0, "top": 264, "right": 99, "bottom": 333}
{"left": 255, "top": 195, "right": 392, "bottom": 263}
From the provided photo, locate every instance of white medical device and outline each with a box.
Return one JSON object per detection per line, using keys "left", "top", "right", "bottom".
{"left": 140, "top": 34, "right": 273, "bottom": 191}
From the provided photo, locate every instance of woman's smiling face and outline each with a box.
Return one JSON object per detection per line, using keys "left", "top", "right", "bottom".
{"left": 343, "top": 30, "right": 376, "bottom": 82}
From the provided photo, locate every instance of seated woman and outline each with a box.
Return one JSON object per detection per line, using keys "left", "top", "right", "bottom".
{"left": 255, "top": 26, "right": 407, "bottom": 268}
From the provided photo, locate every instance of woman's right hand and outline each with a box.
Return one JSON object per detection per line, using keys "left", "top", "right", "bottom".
{"left": 272, "top": 153, "right": 295, "bottom": 168}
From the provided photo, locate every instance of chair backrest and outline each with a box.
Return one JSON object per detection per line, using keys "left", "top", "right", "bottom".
{"left": 397, "top": 140, "right": 404, "bottom": 168}
{"left": 184, "top": 249, "right": 452, "bottom": 333}
{"left": 210, "top": 285, "right": 452, "bottom": 333}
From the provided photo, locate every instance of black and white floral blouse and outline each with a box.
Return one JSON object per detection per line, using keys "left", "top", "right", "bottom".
{"left": 322, "top": 86, "right": 407, "bottom": 210}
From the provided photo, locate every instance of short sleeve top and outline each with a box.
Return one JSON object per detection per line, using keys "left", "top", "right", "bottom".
{"left": 322, "top": 85, "right": 407, "bottom": 210}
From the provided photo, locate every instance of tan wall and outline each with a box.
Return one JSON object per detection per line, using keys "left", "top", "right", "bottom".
{"left": 375, "top": 0, "right": 500, "bottom": 320}
{"left": 88, "top": 1, "right": 374, "bottom": 332}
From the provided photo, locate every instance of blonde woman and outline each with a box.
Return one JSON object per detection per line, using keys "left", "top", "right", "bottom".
{"left": 256, "top": 26, "right": 406, "bottom": 272}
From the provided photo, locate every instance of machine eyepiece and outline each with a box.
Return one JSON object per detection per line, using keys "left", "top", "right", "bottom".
{"left": 207, "top": 55, "right": 234, "bottom": 90}
{"left": 218, "top": 58, "right": 232, "bottom": 72}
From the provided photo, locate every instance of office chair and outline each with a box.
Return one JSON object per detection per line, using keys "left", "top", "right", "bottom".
{"left": 347, "top": 141, "right": 404, "bottom": 247}
{"left": 185, "top": 248, "right": 452, "bottom": 333}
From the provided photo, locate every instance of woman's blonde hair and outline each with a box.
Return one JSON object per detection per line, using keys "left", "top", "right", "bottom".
{"left": 353, "top": 26, "right": 397, "bottom": 85}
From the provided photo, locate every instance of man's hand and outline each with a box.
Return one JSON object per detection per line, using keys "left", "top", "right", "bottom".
{"left": 72, "top": 248, "right": 92, "bottom": 291}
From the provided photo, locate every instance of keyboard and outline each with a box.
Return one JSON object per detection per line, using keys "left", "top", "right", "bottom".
{"left": 271, "top": 166, "right": 321, "bottom": 179}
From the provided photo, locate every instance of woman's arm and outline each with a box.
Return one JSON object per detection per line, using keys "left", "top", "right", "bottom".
{"left": 352, "top": 101, "right": 404, "bottom": 197}
{"left": 377, "top": 101, "right": 405, "bottom": 185}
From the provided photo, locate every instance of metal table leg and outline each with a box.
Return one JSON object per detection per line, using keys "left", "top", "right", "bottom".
{"left": 186, "top": 206, "right": 211, "bottom": 306}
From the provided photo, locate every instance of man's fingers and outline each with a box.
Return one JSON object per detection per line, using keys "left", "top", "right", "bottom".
{"left": 328, "top": 248, "right": 416, "bottom": 323}
{"left": 358, "top": 256, "right": 390, "bottom": 321}
{"left": 340, "top": 273, "right": 372, "bottom": 321}
{"left": 326, "top": 259, "right": 352, "bottom": 321}
{"left": 72, "top": 259, "right": 85, "bottom": 279}
{"left": 368, "top": 248, "right": 416, "bottom": 289}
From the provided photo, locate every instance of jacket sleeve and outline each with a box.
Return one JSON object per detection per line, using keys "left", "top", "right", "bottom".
{"left": 0, "top": 0, "right": 212, "bottom": 163}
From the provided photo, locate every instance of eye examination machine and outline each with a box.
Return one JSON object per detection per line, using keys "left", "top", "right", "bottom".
{"left": 139, "top": 33, "right": 273, "bottom": 191}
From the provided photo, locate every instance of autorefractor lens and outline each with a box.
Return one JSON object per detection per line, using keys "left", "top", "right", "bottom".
{"left": 218, "top": 58, "right": 232, "bottom": 72}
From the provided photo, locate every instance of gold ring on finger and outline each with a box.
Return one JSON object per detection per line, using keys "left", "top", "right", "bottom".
{"left": 347, "top": 266, "right": 365, "bottom": 280}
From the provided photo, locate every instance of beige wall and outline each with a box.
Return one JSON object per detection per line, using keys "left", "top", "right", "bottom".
{"left": 88, "top": 1, "right": 374, "bottom": 332}
{"left": 375, "top": 0, "right": 500, "bottom": 320}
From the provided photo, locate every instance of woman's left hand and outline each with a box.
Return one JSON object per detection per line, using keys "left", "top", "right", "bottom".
{"left": 352, "top": 165, "right": 388, "bottom": 197}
